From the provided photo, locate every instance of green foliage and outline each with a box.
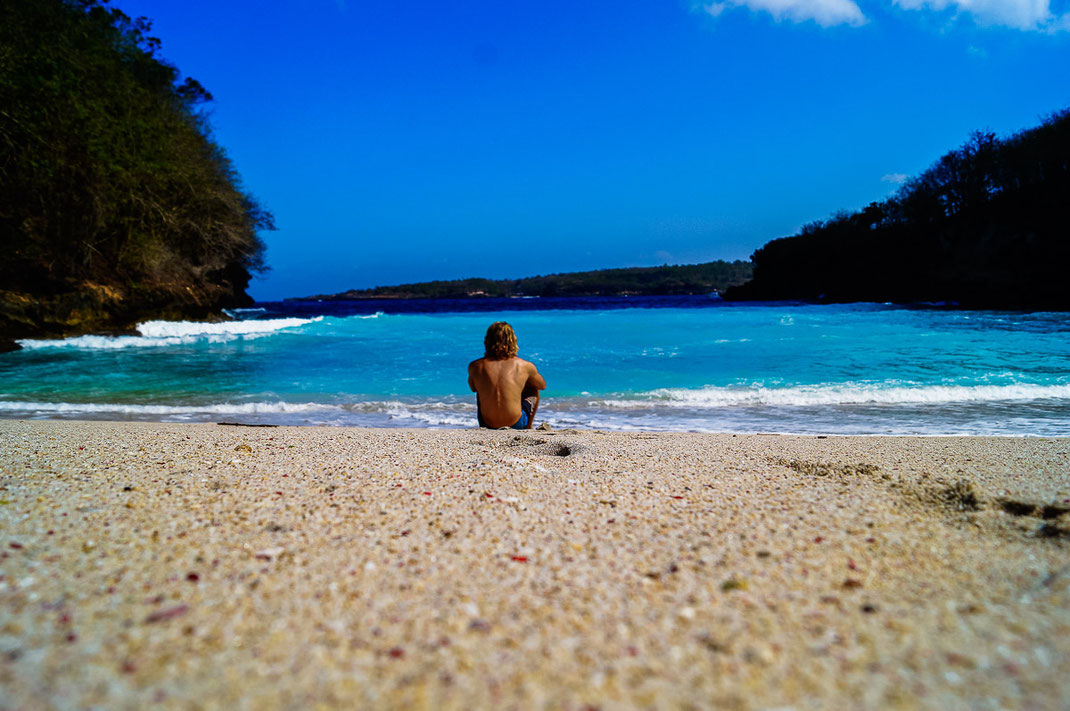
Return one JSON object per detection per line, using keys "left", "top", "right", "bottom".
{"left": 726, "top": 110, "right": 1070, "bottom": 308}
{"left": 0, "top": 0, "right": 271, "bottom": 325}
{"left": 306, "top": 261, "right": 753, "bottom": 300}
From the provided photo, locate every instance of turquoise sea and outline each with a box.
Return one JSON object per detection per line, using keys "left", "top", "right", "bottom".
{"left": 3, "top": 297, "right": 1069, "bottom": 435}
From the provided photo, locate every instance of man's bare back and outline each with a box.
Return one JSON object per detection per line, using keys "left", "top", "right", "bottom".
{"left": 468, "top": 356, "right": 546, "bottom": 429}
{"left": 469, "top": 322, "right": 547, "bottom": 429}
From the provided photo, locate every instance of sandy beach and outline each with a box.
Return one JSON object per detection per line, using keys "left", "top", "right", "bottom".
{"left": 0, "top": 420, "right": 1067, "bottom": 709}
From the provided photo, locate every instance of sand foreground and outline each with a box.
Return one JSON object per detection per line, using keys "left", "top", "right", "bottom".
{"left": 0, "top": 420, "right": 1068, "bottom": 710}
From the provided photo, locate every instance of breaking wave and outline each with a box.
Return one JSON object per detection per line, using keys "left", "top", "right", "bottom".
{"left": 221, "top": 307, "right": 267, "bottom": 317}
{"left": 593, "top": 382, "right": 1070, "bottom": 409}
{"left": 0, "top": 400, "right": 337, "bottom": 416}
{"left": 16, "top": 317, "right": 322, "bottom": 350}
{"left": 0, "top": 398, "right": 475, "bottom": 427}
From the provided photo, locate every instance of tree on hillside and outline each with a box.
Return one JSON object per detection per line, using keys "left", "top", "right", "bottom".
{"left": 726, "top": 109, "right": 1070, "bottom": 308}
{"left": 0, "top": 0, "right": 271, "bottom": 334}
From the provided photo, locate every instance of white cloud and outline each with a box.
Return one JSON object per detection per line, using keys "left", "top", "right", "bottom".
{"left": 693, "top": 0, "right": 1070, "bottom": 30}
{"left": 703, "top": 0, "right": 867, "bottom": 26}
{"left": 893, "top": 0, "right": 1070, "bottom": 31}
{"left": 881, "top": 173, "right": 910, "bottom": 184}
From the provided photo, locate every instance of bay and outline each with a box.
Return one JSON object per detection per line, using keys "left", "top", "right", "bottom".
{"left": 3, "top": 297, "right": 1069, "bottom": 435}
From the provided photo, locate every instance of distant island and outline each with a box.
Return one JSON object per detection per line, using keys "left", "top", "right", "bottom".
{"left": 724, "top": 109, "right": 1070, "bottom": 309}
{"left": 0, "top": 0, "right": 271, "bottom": 347}
{"left": 294, "top": 260, "right": 754, "bottom": 300}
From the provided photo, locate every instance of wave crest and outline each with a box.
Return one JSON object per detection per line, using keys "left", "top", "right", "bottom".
{"left": 0, "top": 399, "right": 476, "bottom": 427}
{"left": 17, "top": 317, "right": 321, "bottom": 350}
{"left": 594, "top": 382, "right": 1070, "bottom": 409}
{"left": 0, "top": 400, "right": 337, "bottom": 415}
{"left": 137, "top": 318, "right": 319, "bottom": 338}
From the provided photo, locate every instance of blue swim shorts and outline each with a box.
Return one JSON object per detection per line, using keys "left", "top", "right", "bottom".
{"left": 478, "top": 397, "right": 533, "bottom": 429}
{"left": 510, "top": 398, "right": 533, "bottom": 430}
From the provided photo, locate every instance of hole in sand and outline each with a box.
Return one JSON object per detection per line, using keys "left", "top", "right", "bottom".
{"left": 1040, "top": 504, "right": 1070, "bottom": 520}
{"left": 551, "top": 444, "right": 571, "bottom": 457}
{"left": 1000, "top": 500, "right": 1037, "bottom": 517}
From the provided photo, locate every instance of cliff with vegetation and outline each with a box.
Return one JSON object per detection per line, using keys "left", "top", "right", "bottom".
{"left": 724, "top": 110, "right": 1070, "bottom": 309}
{"left": 299, "top": 260, "right": 753, "bottom": 300}
{"left": 0, "top": 0, "right": 271, "bottom": 347}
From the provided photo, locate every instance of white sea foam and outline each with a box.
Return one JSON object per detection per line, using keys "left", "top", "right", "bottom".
{"left": 137, "top": 318, "right": 319, "bottom": 338}
{"left": 3, "top": 392, "right": 1068, "bottom": 435}
{"left": 221, "top": 307, "right": 267, "bottom": 317}
{"left": 0, "top": 398, "right": 474, "bottom": 421}
{"left": 593, "top": 382, "right": 1070, "bottom": 409}
{"left": 0, "top": 400, "right": 338, "bottom": 416}
{"left": 16, "top": 317, "right": 321, "bottom": 350}
{"left": 383, "top": 407, "right": 475, "bottom": 427}
{"left": 5, "top": 383, "right": 1069, "bottom": 423}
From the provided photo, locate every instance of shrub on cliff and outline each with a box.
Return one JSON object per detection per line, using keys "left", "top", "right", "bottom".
{"left": 0, "top": 0, "right": 272, "bottom": 336}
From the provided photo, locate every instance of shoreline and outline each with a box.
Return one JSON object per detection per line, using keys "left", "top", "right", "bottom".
{"left": 7, "top": 413, "right": 1070, "bottom": 437}
{"left": 2, "top": 419, "right": 1067, "bottom": 708}
{"left": 2, "top": 409, "right": 1069, "bottom": 438}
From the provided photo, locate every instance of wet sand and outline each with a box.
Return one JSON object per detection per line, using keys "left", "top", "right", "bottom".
{"left": 1, "top": 419, "right": 1068, "bottom": 709}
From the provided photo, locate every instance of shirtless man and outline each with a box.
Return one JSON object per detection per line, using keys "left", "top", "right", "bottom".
{"left": 468, "top": 322, "right": 547, "bottom": 429}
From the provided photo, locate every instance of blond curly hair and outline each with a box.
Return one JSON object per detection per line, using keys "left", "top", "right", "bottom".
{"left": 484, "top": 321, "right": 518, "bottom": 359}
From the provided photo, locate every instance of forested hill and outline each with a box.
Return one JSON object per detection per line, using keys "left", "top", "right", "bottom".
{"left": 724, "top": 110, "right": 1070, "bottom": 309}
{"left": 0, "top": 0, "right": 272, "bottom": 345}
{"left": 298, "top": 261, "right": 753, "bottom": 300}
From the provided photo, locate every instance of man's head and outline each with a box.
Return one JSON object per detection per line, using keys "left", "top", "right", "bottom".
{"left": 484, "top": 321, "right": 518, "bottom": 359}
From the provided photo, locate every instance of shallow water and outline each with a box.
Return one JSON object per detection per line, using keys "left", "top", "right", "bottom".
{"left": 4, "top": 297, "right": 1070, "bottom": 435}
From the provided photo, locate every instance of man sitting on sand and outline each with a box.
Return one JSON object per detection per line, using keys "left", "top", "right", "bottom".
{"left": 468, "top": 322, "right": 546, "bottom": 429}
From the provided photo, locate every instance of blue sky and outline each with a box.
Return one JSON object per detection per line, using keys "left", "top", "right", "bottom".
{"left": 115, "top": 0, "right": 1070, "bottom": 300}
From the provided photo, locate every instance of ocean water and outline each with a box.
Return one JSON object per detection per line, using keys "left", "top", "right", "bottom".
{"left": 3, "top": 297, "right": 1070, "bottom": 435}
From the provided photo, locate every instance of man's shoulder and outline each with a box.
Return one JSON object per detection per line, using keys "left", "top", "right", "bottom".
{"left": 468, "top": 357, "right": 485, "bottom": 370}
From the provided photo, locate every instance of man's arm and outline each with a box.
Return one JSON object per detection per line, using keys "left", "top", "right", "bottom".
{"left": 526, "top": 362, "right": 547, "bottom": 390}
{"left": 467, "top": 361, "right": 478, "bottom": 392}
